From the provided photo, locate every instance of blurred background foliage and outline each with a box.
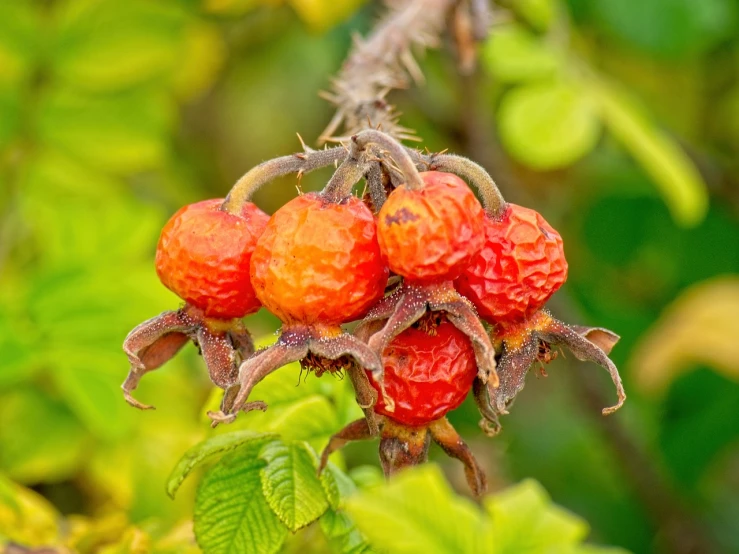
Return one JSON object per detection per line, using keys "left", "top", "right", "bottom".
{"left": 0, "top": 0, "right": 738, "bottom": 552}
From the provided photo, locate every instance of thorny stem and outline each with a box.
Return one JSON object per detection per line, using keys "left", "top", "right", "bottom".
{"left": 320, "top": 0, "right": 457, "bottom": 142}
{"left": 352, "top": 130, "right": 425, "bottom": 190}
{"left": 221, "top": 147, "right": 347, "bottom": 214}
{"left": 406, "top": 148, "right": 507, "bottom": 216}
{"left": 322, "top": 157, "right": 372, "bottom": 203}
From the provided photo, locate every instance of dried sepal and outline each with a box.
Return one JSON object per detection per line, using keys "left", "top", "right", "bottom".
{"left": 479, "top": 310, "right": 627, "bottom": 432}
{"left": 538, "top": 319, "right": 626, "bottom": 415}
{"left": 122, "top": 308, "right": 198, "bottom": 410}
{"left": 473, "top": 379, "right": 501, "bottom": 437}
{"left": 429, "top": 417, "right": 487, "bottom": 497}
{"left": 318, "top": 414, "right": 488, "bottom": 497}
{"left": 363, "top": 281, "right": 498, "bottom": 386}
{"left": 122, "top": 305, "right": 255, "bottom": 410}
{"left": 208, "top": 324, "right": 385, "bottom": 427}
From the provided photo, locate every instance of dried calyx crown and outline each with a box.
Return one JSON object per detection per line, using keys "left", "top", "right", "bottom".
{"left": 122, "top": 128, "right": 626, "bottom": 496}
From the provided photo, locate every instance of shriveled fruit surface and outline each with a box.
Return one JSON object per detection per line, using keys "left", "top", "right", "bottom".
{"left": 156, "top": 199, "right": 269, "bottom": 319}
{"left": 366, "top": 317, "right": 477, "bottom": 427}
{"left": 456, "top": 203, "right": 567, "bottom": 323}
{"left": 378, "top": 171, "right": 485, "bottom": 283}
{"left": 250, "top": 192, "right": 388, "bottom": 325}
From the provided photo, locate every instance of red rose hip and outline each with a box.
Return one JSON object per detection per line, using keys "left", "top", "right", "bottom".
{"left": 156, "top": 199, "right": 269, "bottom": 319}
{"left": 455, "top": 203, "right": 567, "bottom": 323}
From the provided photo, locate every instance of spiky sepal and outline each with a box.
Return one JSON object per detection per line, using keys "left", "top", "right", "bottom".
{"left": 207, "top": 324, "right": 385, "bottom": 430}
{"left": 476, "top": 310, "right": 626, "bottom": 435}
{"left": 121, "top": 305, "right": 254, "bottom": 410}
{"left": 360, "top": 280, "right": 498, "bottom": 386}
{"left": 318, "top": 414, "right": 487, "bottom": 497}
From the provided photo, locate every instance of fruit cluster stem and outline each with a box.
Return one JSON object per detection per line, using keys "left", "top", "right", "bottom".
{"left": 406, "top": 148, "right": 507, "bottom": 217}
{"left": 322, "top": 158, "right": 372, "bottom": 203}
{"left": 221, "top": 147, "right": 347, "bottom": 214}
{"left": 352, "top": 130, "right": 425, "bottom": 190}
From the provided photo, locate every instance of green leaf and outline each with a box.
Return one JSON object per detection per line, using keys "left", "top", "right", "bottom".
{"left": 511, "top": 0, "right": 555, "bottom": 31}
{"left": 194, "top": 444, "right": 287, "bottom": 554}
{"left": 483, "top": 25, "right": 560, "bottom": 83}
{"left": 498, "top": 81, "right": 601, "bottom": 170}
{"left": 266, "top": 394, "right": 340, "bottom": 449}
{"left": 52, "top": 356, "right": 138, "bottom": 440}
{"left": 167, "top": 430, "right": 276, "bottom": 498}
{"left": 287, "top": 0, "right": 365, "bottom": 31}
{"left": 35, "top": 87, "right": 173, "bottom": 175}
{"left": 0, "top": 388, "right": 86, "bottom": 484}
{"left": 0, "top": 475, "right": 18, "bottom": 514}
{"left": 344, "top": 465, "right": 487, "bottom": 554}
{"left": 52, "top": 0, "right": 187, "bottom": 92}
{"left": 592, "top": 81, "right": 708, "bottom": 226}
{"left": 0, "top": 2, "right": 40, "bottom": 85}
{"left": 484, "top": 479, "right": 588, "bottom": 551}
{"left": 321, "top": 462, "right": 357, "bottom": 510}
{"left": 0, "top": 85, "right": 21, "bottom": 149}
{"left": 0, "top": 478, "right": 60, "bottom": 546}
{"left": 593, "top": 0, "right": 736, "bottom": 59}
{"left": 259, "top": 441, "right": 330, "bottom": 532}
{"left": 320, "top": 509, "right": 373, "bottom": 554}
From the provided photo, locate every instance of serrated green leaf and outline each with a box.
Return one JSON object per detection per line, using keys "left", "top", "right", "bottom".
{"left": 194, "top": 445, "right": 287, "bottom": 554}
{"left": 52, "top": 0, "right": 187, "bottom": 92}
{"left": 167, "top": 431, "right": 277, "bottom": 498}
{"left": 320, "top": 509, "right": 373, "bottom": 554}
{"left": 35, "top": 87, "right": 173, "bottom": 175}
{"left": 483, "top": 25, "right": 560, "bottom": 82}
{"left": 485, "top": 479, "right": 588, "bottom": 552}
{"left": 498, "top": 81, "right": 601, "bottom": 170}
{"left": 345, "top": 465, "right": 487, "bottom": 554}
{"left": 592, "top": 80, "right": 708, "bottom": 227}
{"left": 259, "top": 441, "right": 329, "bottom": 532}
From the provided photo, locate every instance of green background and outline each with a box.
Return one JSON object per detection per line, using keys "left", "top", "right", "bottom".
{"left": 1, "top": 0, "right": 738, "bottom": 552}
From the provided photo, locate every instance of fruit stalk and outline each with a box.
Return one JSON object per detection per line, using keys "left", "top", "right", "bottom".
{"left": 352, "top": 130, "right": 425, "bottom": 190}
{"left": 221, "top": 146, "right": 347, "bottom": 214}
{"left": 405, "top": 148, "right": 507, "bottom": 217}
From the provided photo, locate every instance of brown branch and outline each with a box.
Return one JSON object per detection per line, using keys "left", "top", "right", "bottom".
{"left": 320, "top": 0, "right": 457, "bottom": 143}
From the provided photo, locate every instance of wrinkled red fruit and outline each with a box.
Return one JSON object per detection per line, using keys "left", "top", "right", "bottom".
{"left": 378, "top": 171, "right": 485, "bottom": 283}
{"left": 156, "top": 199, "right": 269, "bottom": 319}
{"left": 366, "top": 317, "right": 477, "bottom": 427}
{"left": 455, "top": 204, "right": 567, "bottom": 323}
{"left": 250, "top": 192, "right": 388, "bottom": 326}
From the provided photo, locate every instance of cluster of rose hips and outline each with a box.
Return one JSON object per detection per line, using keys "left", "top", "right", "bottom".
{"left": 123, "top": 130, "right": 625, "bottom": 495}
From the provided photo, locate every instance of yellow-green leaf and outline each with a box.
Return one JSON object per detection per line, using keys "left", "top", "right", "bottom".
{"left": 345, "top": 465, "right": 487, "bottom": 554}
{"left": 35, "top": 87, "right": 173, "bottom": 175}
{"left": 167, "top": 431, "right": 276, "bottom": 499}
{"left": 631, "top": 277, "right": 739, "bottom": 392}
{"left": 52, "top": 0, "right": 187, "bottom": 92}
{"left": 498, "top": 81, "right": 601, "bottom": 170}
{"left": 485, "top": 479, "right": 588, "bottom": 551}
{"left": 0, "top": 479, "right": 60, "bottom": 546}
{"left": 194, "top": 445, "right": 287, "bottom": 554}
{"left": 591, "top": 80, "right": 708, "bottom": 227}
{"left": 483, "top": 25, "right": 560, "bottom": 83}
{"left": 259, "top": 441, "right": 329, "bottom": 532}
